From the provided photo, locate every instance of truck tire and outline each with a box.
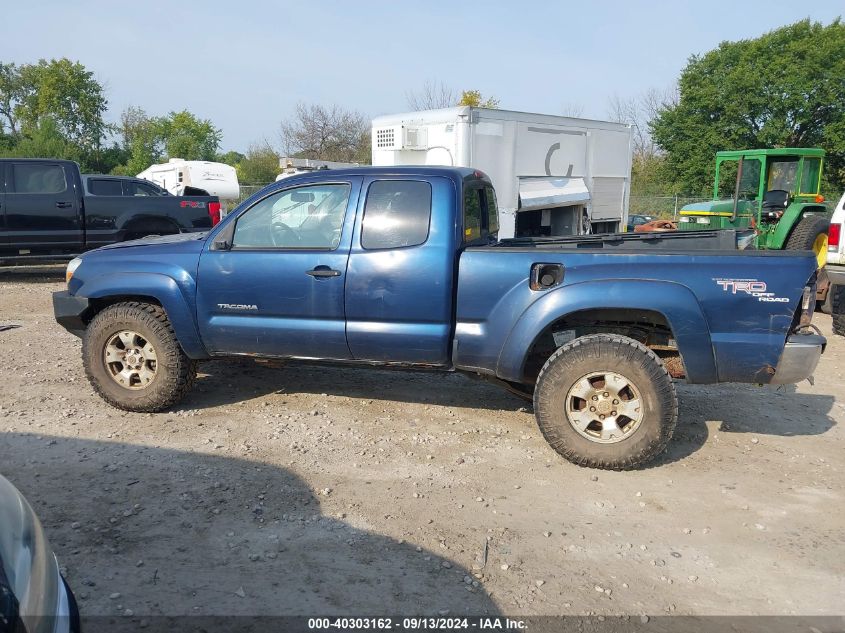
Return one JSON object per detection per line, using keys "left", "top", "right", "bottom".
{"left": 533, "top": 334, "right": 677, "bottom": 470}
{"left": 82, "top": 302, "right": 197, "bottom": 412}
{"left": 832, "top": 284, "right": 845, "bottom": 337}
{"left": 785, "top": 215, "right": 829, "bottom": 268}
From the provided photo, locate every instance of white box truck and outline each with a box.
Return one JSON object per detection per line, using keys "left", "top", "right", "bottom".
{"left": 371, "top": 107, "right": 633, "bottom": 238}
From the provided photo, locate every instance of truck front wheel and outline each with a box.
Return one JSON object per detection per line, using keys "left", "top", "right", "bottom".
{"left": 82, "top": 302, "right": 197, "bottom": 412}
{"left": 533, "top": 334, "right": 677, "bottom": 470}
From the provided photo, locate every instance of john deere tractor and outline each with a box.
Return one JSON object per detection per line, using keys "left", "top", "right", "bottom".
{"left": 678, "top": 148, "right": 829, "bottom": 266}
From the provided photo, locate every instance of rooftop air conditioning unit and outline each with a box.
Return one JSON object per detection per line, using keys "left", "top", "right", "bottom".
{"left": 374, "top": 125, "right": 428, "bottom": 151}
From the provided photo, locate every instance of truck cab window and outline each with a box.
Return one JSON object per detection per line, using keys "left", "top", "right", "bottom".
{"left": 484, "top": 186, "right": 499, "bottom": 234}
{"left": 361, "top": 180, "right": 432, "bottom": 249}
{"left": 88, "top": 179, "right": 123, "bottom": 196}
{"left": 126, "top": 181, "right": 162, "bottom": 196}
{"left": 464, "top": 188, "right": 483, "bottom": 243}
{"left": 12, "top": 164, "right": 67, "bottom": 194}
{"left": 232, "top": 183, "right": 350, "bottom": 249}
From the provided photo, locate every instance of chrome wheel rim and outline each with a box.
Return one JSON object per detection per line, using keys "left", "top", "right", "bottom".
{"left": 565, "top": 371, "right": 644, "bottom": 443}
{"left": 104, "top": 330, "right": 157, "bottom": 390}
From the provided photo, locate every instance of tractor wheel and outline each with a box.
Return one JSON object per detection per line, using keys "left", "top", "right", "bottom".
{"left": 832, "top": 284, "right": 845, "bottom": 337}
{"left": 785, "top": 215, "right": 830, "bottom": 269}
{"left": 533, "top": 334, "right": 677, "bottom": 470}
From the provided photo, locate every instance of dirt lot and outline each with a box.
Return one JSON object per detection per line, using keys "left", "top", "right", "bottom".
{"left": 0, "top": 267, "right": 843, "bottom": 621}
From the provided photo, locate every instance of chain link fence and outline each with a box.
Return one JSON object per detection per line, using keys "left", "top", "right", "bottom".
{"left": 628, "top": 195, "right": 709, "bottom": 220}
{"left": 234, "top": 184, "right": 273, "bottom": 205}
{"left": 629, "top": 192, "right": 839, "bottom": 220}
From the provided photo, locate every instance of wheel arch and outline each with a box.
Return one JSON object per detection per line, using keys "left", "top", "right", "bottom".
{"left": 77, "top": 273, "right": 209, "bottom": 359}
{"left": 496, "top": 279, "right": 718, "bottom": 385}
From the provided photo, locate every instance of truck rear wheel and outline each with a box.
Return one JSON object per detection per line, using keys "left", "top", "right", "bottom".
{"left": 785, "top": 215, "right": 829, "bottom": 268}
{"left": 83, "top": 302, "right": 197, "bottom": 412}
{"left": 533, "top": 334, "right": 677, "bottom": 470}
{"left": 832, "top": 284, "right": 845, "bottom": 337}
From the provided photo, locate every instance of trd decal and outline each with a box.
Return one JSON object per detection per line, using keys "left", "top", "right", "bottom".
{"left": 713, "top": 278, "right": 789, "bottom": 303}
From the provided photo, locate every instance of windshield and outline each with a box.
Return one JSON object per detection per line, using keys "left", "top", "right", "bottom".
{"left": 766, "top": 158, "right": 800, "bottom": 193}
{"left": 717, "top": 158, "right": 762, "bottom": 200}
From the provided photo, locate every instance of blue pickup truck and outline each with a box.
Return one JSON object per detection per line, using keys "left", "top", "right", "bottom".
{"left": 53, "top": 167, "right": 826, "bottom": 469}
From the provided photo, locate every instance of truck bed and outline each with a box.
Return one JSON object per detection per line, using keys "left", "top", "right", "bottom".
{"left": 496, "top": 228, "right": 756, "bottom": 251}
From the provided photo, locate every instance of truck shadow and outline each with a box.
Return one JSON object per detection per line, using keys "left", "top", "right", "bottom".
{"left": 0, "top": 432, "right": 501, "bottom": 621}
{"left": 0, "top": 264, "right": 66, "bottom": 282}
{"left": 659, "top": 383, "right": 836, "bottom": 466}
{"left": 189, "top": 358, "right": 528, "bottom": 413}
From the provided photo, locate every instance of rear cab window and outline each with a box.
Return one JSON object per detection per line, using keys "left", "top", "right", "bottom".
{"left": 126, "top": 180, "right": 165, "bottom": 196}
{"left": 361, "top": 180, "right": 432, "bottom": 249}
{"left": 462, "top": 177, "right": 499, "bottom": 245}
{"left": 88, "top": 178, "right": 123, "bottom": 196}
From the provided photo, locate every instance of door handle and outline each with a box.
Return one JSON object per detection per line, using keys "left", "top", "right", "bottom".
{"left": 306, "top": 266, "right": 341, "bottom": 278}
{"left": 55, "top": 202, "right": 73, "bottom": 208}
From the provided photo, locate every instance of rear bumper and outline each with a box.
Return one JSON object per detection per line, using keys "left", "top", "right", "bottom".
{"left": 52, "top": 291, "right": 90, "bottom": 338}
{"left": 825, "top": 264, "right": 845, "bottom": 286}
{"left": 770, "top": 333, "right": 826, "bottom": 385}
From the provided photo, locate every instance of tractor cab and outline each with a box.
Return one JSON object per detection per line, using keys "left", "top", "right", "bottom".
{"left": 678, "top": 148, "right": 828, "bottom": 265}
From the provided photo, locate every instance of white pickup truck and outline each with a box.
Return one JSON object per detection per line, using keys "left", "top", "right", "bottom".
{"left": 825, "top": 192, "right": 845, "bottom": 336}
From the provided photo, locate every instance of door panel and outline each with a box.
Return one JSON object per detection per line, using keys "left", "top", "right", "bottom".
{"left": 345, "top": 176, "right": 457, "bottom": 365}
{"left": 196, "top": 178, "right": 362, "bottom": 359}
{"left": 3, "top": 162, "right": 82, "bottom": 253}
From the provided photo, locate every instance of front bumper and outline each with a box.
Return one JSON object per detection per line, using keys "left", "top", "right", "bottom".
{"left": 825, "top": 264, "right": 845, "bottom": 286}
{"left": 52, "top": 291, "right": 90, "bottom": 338}
{"left": 770, "top": 333, "right": 826, "bottom": 385}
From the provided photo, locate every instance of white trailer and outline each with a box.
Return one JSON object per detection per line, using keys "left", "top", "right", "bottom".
{"left": 371, "top": 107, "right": 633, "bottom": 238}
{"left": 137, "top": 159, "right": 240, "bottom": 202}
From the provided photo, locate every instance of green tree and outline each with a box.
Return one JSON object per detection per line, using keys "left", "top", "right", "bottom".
{"left": 235, "top": 142, "right": 279, "bottom": 184}
{"left": 0, "top": 58, "right": 110, "bottom": 170}
{"left": 458, "top": 90, "right": 499, "bottom": 109}
{"left": 114, "top": 107, "right": 222, "bottom": 175}
{"left": 159, "top": 110, "right": 221, "bottom": 161}
{"left": 7, "top": 116, "right": 76, "bottom": 161}
{"left": 113, "top": 106, "right": 161, "bottom": 174}
{"left": 0, "top": 62, "right": 22, "bottom": 136}
{"left": 651, "top": 19, "right": 845, "bottom": 194}
{"left": 216, "top": 150, "right": 246, "bottom": 166}
{"left": 14, "top": 58, "right": 108, "bottom": 153}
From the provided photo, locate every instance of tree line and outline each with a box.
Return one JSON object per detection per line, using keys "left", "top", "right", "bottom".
{"left": 1, "top": 18, "right": 843, "bottom": 193}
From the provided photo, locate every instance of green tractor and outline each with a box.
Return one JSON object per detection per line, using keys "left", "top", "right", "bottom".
{"left": 677, "top": 148, "right": 830, "bottom": 269}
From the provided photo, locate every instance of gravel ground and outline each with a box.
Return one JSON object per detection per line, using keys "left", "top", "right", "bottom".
{"left": 0, "top": 267, "right": 843, "bottom": 620}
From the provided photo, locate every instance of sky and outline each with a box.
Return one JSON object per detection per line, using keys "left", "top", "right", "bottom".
{"left": 3, "top": 1, "right": 843, "bottom": 152}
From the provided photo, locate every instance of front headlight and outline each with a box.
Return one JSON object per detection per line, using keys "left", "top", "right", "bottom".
{"left": 65, "top": 258, "right": 82, "bottom": 284}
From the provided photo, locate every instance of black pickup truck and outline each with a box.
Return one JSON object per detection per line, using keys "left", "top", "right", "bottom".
{"left": 0, "top": 158, "right": 221, "bottom": 261}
